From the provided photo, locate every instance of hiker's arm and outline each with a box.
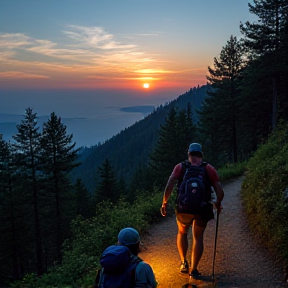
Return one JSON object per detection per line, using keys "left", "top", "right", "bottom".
{"left": 206, "top": 164, "right": 224, "bottom": 213}
{"left": 162, "top": 174, "right": 178, "bottom": 206}
{"left": 213, "top": 181, "right": 224, "bottom": 213}
{"left": 161, "top": 164, "right": 181, "bottom": 216}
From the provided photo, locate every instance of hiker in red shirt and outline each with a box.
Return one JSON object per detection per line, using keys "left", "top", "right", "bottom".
{"left": 160, "top": 143, "right": 224, "bottom": 279}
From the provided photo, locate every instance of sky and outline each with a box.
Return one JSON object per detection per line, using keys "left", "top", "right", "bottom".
{"left": 0, "top": 0, "right": 255, "bottom": 147}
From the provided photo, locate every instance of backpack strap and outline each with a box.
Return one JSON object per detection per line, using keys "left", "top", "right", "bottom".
{"left": 130, "top": 255, "right": 143, "bottom": 286}
{"left": 201, "top": 162, "right": 213, "bottom": 203}
{"left": 178, "top": 160, "right": 190, "bottom": 188}
{"left": 201, "top": 162, "right": 212, "bottom": 185}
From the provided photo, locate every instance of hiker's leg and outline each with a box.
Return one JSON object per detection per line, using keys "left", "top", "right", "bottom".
{"left": 176, "top": 226, "right": 188, "bottom": 262}
{"left": 176, "top": 212, "right": 192, "bottom": 262}
{"left": 191, "top": 219, "right": 207, "bottom": 271}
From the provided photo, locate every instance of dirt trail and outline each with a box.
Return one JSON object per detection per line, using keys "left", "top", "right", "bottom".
{"left": 138, "top": 177, "right": 287, "bottom": 288}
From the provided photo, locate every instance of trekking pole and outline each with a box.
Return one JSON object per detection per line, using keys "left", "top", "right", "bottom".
{"left": 212, "top": 208, "right": 220, "bottom": 283}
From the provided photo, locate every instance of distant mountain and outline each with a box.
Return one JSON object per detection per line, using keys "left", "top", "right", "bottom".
{"left": 120, "top": 105, "right": 155, "bottom": 114}
{"left": 71, "top": 84, "right": 209, "bottom": 192}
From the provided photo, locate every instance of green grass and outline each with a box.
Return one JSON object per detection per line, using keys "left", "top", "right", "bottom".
{"left": 218, "top": 161, "right": 247, "bottom": 181}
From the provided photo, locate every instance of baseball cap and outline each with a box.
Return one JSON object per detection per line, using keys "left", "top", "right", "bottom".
{"left": 188, "top": 143, "right": 203, "bottom": 155}
{"left": 118, "top": 227, "right": 140, "bottom": 245}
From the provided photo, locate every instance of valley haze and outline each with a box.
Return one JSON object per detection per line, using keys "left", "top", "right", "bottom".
{"left": 0, "top": 88, "right": 180, "bottom": 147}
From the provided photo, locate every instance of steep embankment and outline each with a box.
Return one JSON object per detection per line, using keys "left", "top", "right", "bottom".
{"left": 138, "top": 177, "right": 287, "bottom": 288}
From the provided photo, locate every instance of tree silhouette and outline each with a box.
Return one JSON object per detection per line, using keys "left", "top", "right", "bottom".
{"left": 40, "top": 112, "right": 80, "bottom": 262}
{"left": 199, "top": 36, "right": 245, "bottom": 164}
{"left": 95, "top": 158, "right": 119, "bottom": 204}
{"left": 12, "top": 108, "right": 43, "bottom": 275}
{"left": 240, "top": 0, "right": 288, "bottom": 127}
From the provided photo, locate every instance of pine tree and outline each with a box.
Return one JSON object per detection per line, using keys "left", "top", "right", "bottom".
{"left": 177, "top": 103, "right": 197, "bottom": 158}
{"left": 149, "top": 108, "right": 180, "bottom": 189}
{"left": 40, "top": 112, "right": 80, "bottom": 262}
{"left": 75, "top": 178, "right": 92, "bottom": 219}
{"left": 0, "top": 135, "right": 37, "bottom": 279}
{"left": 197, "top": 94, "right": 226, "bottom": 165}
{"left": 148, "top": 106, "right": 197, "bottom": 189}
{"left": 240, "top": 0, "right": 288, "bottom": 128}
{"left": 186, "top": 102, "right": 197, "bottom": 144}
{"left": 240, "top": 0, "right": 288, "bottom": 56}
{"left": 12, "top": 108, "right": 44, "bottom": 275}
{"left": 127, "top": 163, "right": 150, "bottom": 202}
{"left": 177, "top": 109, "right": 190, "bottom": 160}
{"left": 95, "top": 158, "right": 119, "bottom": 204}
{"left": 236, "top": 58, "right": 273, "bottom": 156}
{"left": 0, "top": 136, "right": 21, "bottom": 279}
{"left": 118, "top": 176, "right": 127, "bottom": 199}
{"left": 198, "top": 36, "right": 245, "bottom": 164}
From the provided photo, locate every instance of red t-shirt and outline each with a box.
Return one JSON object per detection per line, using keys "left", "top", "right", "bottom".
{"left": 170, "top": 162, "right": 219, "bottom": 186}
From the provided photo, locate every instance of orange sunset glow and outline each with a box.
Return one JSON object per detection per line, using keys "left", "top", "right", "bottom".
{"left": 0, "top": 0, "right": 253, "bottom": 92}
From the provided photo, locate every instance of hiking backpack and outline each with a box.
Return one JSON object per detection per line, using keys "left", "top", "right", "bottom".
{"left": 176, "top": 161, "right": 212, "bottom": 215}
{"left": 94, "top": 245, "right": 142, "bottom": 288}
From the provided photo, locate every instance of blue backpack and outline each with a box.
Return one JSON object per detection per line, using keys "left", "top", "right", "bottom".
{"left": 95, "top": 245, "right": 142, "bottom": 288}
{"left": 176, "top": 161, "right": 213, "bottom": 216}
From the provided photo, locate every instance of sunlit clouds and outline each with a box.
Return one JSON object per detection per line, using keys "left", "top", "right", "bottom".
{"left": 0, "top": 71, "right": 49, "bottom": 79}
{"left": 0, "top": 25, "right": 206, "bottom": 89}
{"left": 63, "top": 25, "right": 137, "bottom": 50}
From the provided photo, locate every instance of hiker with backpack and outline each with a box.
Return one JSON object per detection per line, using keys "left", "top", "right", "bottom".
{"left": 160, "top": 143, "right": 224, "bottom": 279}
{"left": 94, "top": 227, "right": 157, "bottom": 288}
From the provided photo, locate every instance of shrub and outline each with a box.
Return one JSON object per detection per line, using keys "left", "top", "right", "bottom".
{"left": 241, "top": 122, "right": 288, "bottom": 267}
{"left": 18, "top": 188, "right": 163, "bottom": 287}
{"left": 218, "top": 161, "right": 247, "bottom": 181}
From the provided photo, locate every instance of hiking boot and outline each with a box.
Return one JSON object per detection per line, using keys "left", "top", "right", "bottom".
{"left": 180, "top": 259, "right": 189, "bottom": 274}
{"left": 190, "top": 269, "right": 201, "bottom": 279}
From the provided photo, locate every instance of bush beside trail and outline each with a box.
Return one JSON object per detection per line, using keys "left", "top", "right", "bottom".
{"left": 218, "top": 161, "right": 247, "bottom": 182}
{"left": 241, "top": 123, "right": 288, "bottom": 271}
{"left": 10, "top": 190, "right": 163, "bottom": 288}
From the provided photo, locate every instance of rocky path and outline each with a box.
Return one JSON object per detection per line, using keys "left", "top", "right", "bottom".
{"left": 138, "top": 177, "right": 287, "bottom": 288}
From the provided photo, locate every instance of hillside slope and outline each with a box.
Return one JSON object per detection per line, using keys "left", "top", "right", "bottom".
{"left": 71, "top": 85, "right": 209, "bottom": 192}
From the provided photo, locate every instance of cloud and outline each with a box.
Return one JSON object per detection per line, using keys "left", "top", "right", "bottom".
{"left": 0, "top": 51, "right": 16, "bottom": 61}
{"left": 0, "top": 33, "right": 31, "bottom": 49}
{"left": 0, "top": 28, "right": 155, "bottom": 68}
{"left": 123, "top": 33, "right": 160, "bottom": 40}
{"left": 0, "top": 71, "right": 49, "bottom": 79}
{"left": 0, "top": 26, "right": 192, "bottom": 86}
{"left": 132, "top": 33, "right": 159, "bottom": 36}
{"left": 63, "top": 25, "right": 136, "bottom": 50}
{"left": 26, "top": 39, "right": 98, "bottom": 63}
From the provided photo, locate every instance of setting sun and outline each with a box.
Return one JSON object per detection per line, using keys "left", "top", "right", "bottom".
{"left": 143, "top": 83, "right": 150, "bottom": 89}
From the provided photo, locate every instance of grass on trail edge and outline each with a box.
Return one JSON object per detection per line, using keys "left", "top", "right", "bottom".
{"left": 218, "top": 161, "right": 247, "bottom": 182}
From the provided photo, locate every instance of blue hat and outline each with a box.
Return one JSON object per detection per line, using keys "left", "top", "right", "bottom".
{"left": 188, "top": 143, "right": 203, "bottom": 155}
{"left": 118, "top": 227, "right": 140, "bottom": 245}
